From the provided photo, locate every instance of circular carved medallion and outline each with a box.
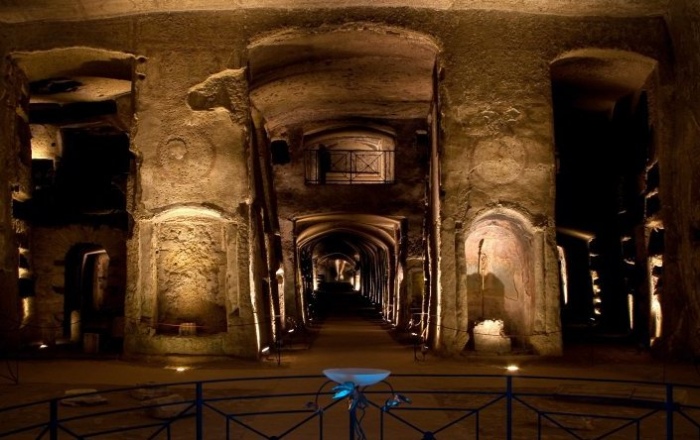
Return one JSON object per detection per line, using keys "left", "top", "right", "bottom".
{"left": 472, "top": 137, "right": 527, "bottom": 184}
{"left": 158, "top": 136, "right": 215, "bottom": 179}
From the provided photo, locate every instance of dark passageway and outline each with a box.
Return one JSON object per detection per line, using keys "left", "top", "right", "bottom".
{"left": 294, "top": 282, "right": 412, "bottom": 369}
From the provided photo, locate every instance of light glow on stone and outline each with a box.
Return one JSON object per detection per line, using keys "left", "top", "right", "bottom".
{"left": 557, "top": 246, "right": 569, "bottom": 304}
{"left": 165, "top": 365, "right": 191, "bottom": 372}
{"left": 628, "top": 293, "right": 634, "bottom": 329}
{"left": 649, "top": 255, "right": 663, "bottom": 344}
{"left": 21, "top": 297, "right": 32, "bottom": 326}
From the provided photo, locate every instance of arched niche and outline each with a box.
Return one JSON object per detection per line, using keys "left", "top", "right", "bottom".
{"left": 150, "top": 207, "right": 234, "bottom": 336}
{"left": 464, "top": 210, "right": 536, "bottom": 351}
{"left": 63, "top": 243, "right": 113, "bottom": 343}
{"left": 126, "top": 205, "right": 255, "bottom": 359}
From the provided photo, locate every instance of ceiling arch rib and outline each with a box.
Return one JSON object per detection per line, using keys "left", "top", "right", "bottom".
{"left": 295, "top": 212, "right": 403, "bottom": 236}
{"left": 246, "top": 24, "right": 440, "bottom": 135}
{"left": 295, "top": 214, "right": 403, "bottom": 292}
{"left": 297, "top": 223, "right": 397, "bottom": 251}
{"left": 550, "top": 48, "right": 657, "bottom": 112}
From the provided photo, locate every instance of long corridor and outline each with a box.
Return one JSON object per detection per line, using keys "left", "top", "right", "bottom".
{"left": 291, "top": 287, "right": 415, "bottom": 372}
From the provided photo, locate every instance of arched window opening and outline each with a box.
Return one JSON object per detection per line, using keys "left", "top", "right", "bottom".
{"left": 303, "top": 127, "right": 396, "bottom": 184}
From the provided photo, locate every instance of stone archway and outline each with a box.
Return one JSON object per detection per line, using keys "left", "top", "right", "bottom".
{"left": 63, "top": 244, "right": 112, "bottom": 345}
{"left": 551, "top": 48, "right": 660, "bottom": 345}
{"left": 464, "top": 210, "right": 537, "bottom": 353}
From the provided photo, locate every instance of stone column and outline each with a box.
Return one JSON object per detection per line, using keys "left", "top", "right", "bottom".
{"left": 125, "top": 61, "right": 259, "bottom": 358}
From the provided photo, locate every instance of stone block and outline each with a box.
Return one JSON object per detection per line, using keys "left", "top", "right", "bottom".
{"left": 473, "top": 319, "right": 512, "bottom": 354}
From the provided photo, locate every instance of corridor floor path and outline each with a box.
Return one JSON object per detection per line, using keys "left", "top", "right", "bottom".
{"left": 289, "top": 290, "right": 419, "bottom": 373}
{"left": 2, "top": 289, "right": 700, "bottom": 439}
{"left": 4, "top": 289, "right": 698, "bottom": 386}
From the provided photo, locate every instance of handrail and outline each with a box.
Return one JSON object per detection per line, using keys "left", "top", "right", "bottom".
{"left": 0, "top": 373, "right": 698, "bottom": 439}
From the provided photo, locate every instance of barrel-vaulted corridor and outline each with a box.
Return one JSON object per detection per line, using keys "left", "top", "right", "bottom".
{"left": 291, "top": 285, "right": 412, "bottom": 370}
{"left": 3, "top": 1, "right": 700, "bottom": 370}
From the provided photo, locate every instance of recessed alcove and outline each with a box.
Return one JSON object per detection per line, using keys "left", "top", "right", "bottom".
{"left": 464, "top": 211, "right": 536, "bottom": 352}
{"left": 126, "top": 206, "right": 256, "bottom": 358}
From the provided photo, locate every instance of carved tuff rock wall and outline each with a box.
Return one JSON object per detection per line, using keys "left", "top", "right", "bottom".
{"left": 126, "top": 209, "right": 252, "bottom": 357}
{"left": 0, "top": 1, "right": 698, "bottom": 360}
{"left": 125, "top": 63, "right": 255, "bottom": 358}
{"left": 664, "top": 0, "right": 700, "bottom": 358}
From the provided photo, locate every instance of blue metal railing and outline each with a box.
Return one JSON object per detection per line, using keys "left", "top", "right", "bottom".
{"left": 1, "top": 373, "right": 698, "bottom": 439}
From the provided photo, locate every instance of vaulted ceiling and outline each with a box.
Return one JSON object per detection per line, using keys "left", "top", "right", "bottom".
{"left": 247, "top": 26, "right": 439, "bottom": 136}
{"left": 0, "top": 0, "right": 669, "bottom": 24}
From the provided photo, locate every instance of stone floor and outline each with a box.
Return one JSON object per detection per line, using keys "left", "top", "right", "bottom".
{"left": 1, "top": 292, "right": 700, "bottom": 438}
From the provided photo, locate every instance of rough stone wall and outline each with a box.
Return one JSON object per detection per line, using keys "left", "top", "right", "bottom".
{"left": 127, "top": 55, "right": 255, "bottom": 357}
{"left": 125, "top": 210, "right": 253, "bottom": 357}
{"left": 155, "top": 219, "right": 228, "bottom": 334}
{"left": 0, "top": 56, "right": 27, "bottom": 351}
{"left": 663, "top": 0, "right": 700, "bottom": 359}
{"left": 0, "top": 7, "right": 676, "bottom": 358}
{"left": 435, "top": 12, "right": 670, "bottom": 356}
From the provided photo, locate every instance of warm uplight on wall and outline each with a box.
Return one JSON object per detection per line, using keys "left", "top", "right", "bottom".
{"left": 627, "top": 293, "right": 634, "bottom": 329}
{"left": 70, "top": 310, "right": 81, "bottom": 343}
{"left": 165, "top": 365, "right": 190, "bottom": 372}
{"left": 590, "top": 269, "right": 602, "bottom": 316}
{"left": 159, "top": 206, "right": 225, "bottom": 221}
{"left": 557, "top": 246, "right": 569, "bottom": 304}
{"left": 651, "top": 294, "right": 662, "bottom": 341}
{"left": 649, "top": 256, "right": 663, "bottom": 344}
{"left": 21, "top": 297, "right": 33, "bottom": 326}
{"left": 276, "top": 267, "right": 286, "bottom": 332}
{"left": 30, "top": 124, "right": 61, "bottom": 160}
{"left": 335, "top": 259, "right": 345, "bottom": 281}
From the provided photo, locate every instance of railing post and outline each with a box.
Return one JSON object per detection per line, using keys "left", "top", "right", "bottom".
{"left": 319, "top": 411, "right": 324, "bottom": 440}
{"left": 196, "top": 382, "right": 204, "bottom": 440}
{"left": 380, "top": 407, "right": 384, "bottom": 440}
{"left": 49, "top": 398, "right": 58, "bottom": 440}
{"left": 506, "top": 375, "right": 513, "bottom": 440}
{"left": 349, "top": 405, "right": 356, "bottom": 440}
{"left": 665, "top": 383, "right": 674, "bottom": 439}
{"left": 476, "top": 412, "right": 480, "bottom": 440}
